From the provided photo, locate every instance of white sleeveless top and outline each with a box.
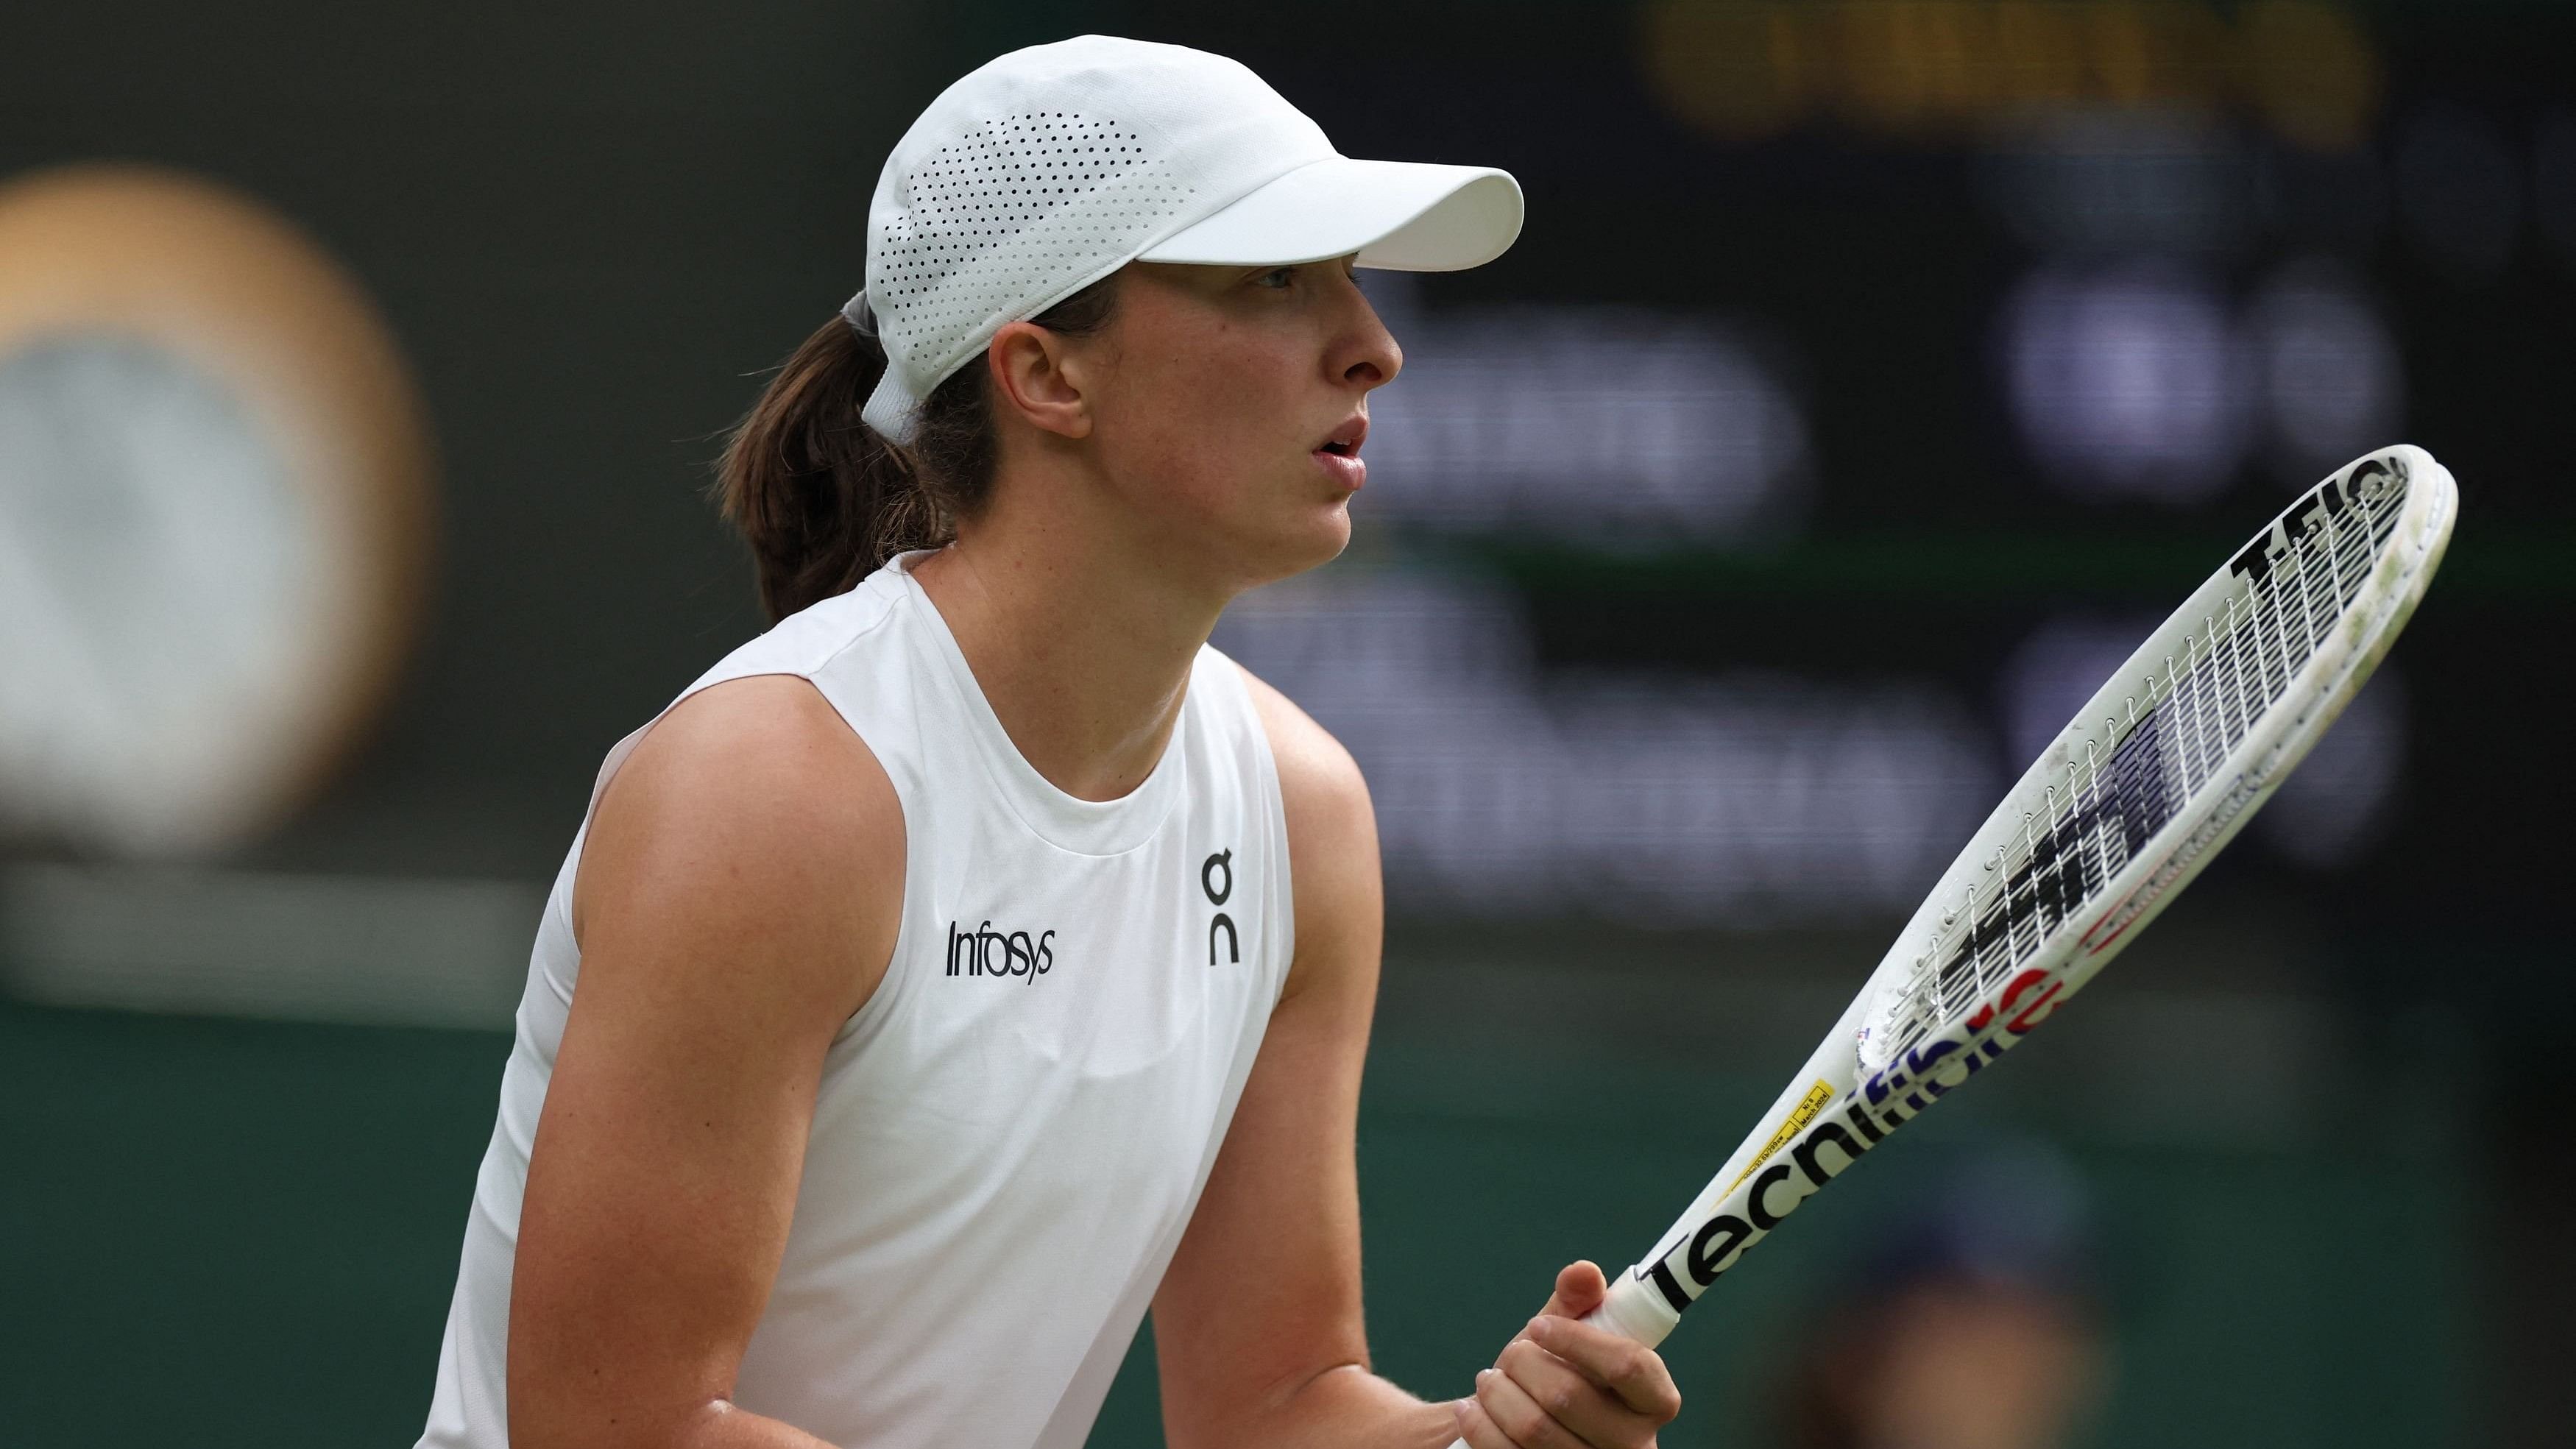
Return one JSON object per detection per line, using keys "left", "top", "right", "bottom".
{"left": 418, "top": 550, "right": 1295, "bottom": 1448}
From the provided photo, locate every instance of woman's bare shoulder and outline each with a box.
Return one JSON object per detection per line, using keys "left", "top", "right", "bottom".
{"left": 1230, "top": 662, "right": 1379, "bottom": 1002}
{"left": 1230, "top": 662, "right": 1370, "bottom": 831}
{"left": 619, "top": 673, "right": 889, "bottom": 801}
{"left": 573, "top": 674, "right": 905, "bottom": 1003}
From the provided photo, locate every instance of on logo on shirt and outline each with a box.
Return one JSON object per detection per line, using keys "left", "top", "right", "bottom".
{"left": 1203, "top": 849, "right": 1238, "bottom": 966}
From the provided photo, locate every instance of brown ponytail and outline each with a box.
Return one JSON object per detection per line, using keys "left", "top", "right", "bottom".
{"left": 714, "top": 274, "right": 1120, "bottom": 622}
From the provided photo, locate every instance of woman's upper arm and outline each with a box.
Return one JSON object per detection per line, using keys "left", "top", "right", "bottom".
{"left": 510, "top": 674, "right": 904, "bottom": 1449}
{"left": 1153, "top": 665, "right": 1387, "bottom": 1445}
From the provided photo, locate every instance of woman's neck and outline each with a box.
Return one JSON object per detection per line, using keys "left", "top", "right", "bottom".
{"left": 907, "top": 521, "right": 1227, "bottom": 804}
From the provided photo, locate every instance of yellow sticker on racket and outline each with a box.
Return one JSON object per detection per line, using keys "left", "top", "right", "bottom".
{"left": 1726, "top": 1079, "right": 1837, "bottom": 1193}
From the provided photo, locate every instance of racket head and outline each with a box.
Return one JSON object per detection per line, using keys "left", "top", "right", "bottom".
{"left": 1854, "top": 444, "right": 2456, "bottom": 1075}
{"left": 1601, "top": 444, "right": 2455, "bottom": 1345}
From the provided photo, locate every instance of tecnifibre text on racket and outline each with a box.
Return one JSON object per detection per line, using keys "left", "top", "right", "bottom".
{"left": 1539, "top": 444, "right": 2453, "bottom": 1361}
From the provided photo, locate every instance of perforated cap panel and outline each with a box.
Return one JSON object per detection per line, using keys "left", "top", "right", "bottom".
{"left": 871, "top": 111, "right": 1193, "bottom": 395}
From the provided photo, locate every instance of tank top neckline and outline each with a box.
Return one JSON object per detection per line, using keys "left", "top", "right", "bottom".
{"left": 885, "top": 550, "right": 1188, "bottom": 857}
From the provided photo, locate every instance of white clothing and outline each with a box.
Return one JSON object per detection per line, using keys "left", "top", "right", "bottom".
{"left": 418, "top": 550, "right": 1295, "bottom": 1447}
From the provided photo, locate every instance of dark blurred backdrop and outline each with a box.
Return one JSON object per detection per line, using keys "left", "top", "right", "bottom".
{"left": 1, "top": 2, "right": 2568, "bottom": 1445}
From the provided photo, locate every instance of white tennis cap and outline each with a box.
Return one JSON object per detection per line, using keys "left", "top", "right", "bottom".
{"left": 851, "top": 34, "right": 1524, "bottom": 443}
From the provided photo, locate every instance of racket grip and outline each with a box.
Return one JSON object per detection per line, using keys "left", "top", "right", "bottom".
{"left": 1583, "top": 1268, "right": 1681, "bottom": 1347}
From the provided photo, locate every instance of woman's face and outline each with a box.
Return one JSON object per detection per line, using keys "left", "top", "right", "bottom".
{"left": 1071, "top": 257, "right": 1402, "bottom": 589}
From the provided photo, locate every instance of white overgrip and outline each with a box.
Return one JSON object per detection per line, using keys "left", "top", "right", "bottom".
{"left": 1585, "top": 1266, "right": 1682, "bottom": 1347}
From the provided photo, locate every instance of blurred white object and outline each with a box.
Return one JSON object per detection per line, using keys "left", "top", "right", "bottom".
{"left": 1358, "top": 277, "right": 1810, "bottom": 544}
{"left": 2256, "top": 673, "right": 2408, "bottom": 869}
{"left": 0, "top": 862, "right": 539, "bottom": 1028}
{"left": 1985, "top": 107, "right": 2250, "bottom": 257}
{"left": 2003, "top": 258, "right": 2407, "bottom": 506}
{"left": 0, "top": 165, "right": 433, "bottom": 858}
{"left": 2246, "top": 260, "right": 2405, "bottom": 485}
{"left": 0, "top": 338, "right": 319, "bottom": 851}
{"left": 2002, "top": 263, "right": 2249, "bottom": 506}
{"left": 1217, "top": 567, "right": 1995, "bottom": 923}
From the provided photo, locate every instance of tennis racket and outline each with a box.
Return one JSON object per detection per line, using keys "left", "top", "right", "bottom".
{"left": 1487, "top": 444, "right": 2458, "bottom": 1386}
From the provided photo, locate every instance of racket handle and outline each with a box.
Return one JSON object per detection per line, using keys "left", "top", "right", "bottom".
{"left": 1584, "top": 1267, "right": 1681, "bottom": 1347}
{"left": 1445, "top": 1268, "right": 1683, "bottom": 1447}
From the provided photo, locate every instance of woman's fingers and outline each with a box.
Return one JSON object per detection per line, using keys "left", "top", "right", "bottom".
{"left": 1473, "top": 1366, "right": 1590, "bottom": 1449}
{"left": 1494, "top": 1338, "right": 1665, "bottom": 1446}
{"left": 1469, "top": 1260, "right": 1680, "bottom": 1447}
{"left": 1454, "top": 1392, "right": 1523, "bottom": 1449}
{"left": 1532, "top": 1259, "right": 1610, "bottom": 1322}
{"left": 1526, "top": 1314, "right": 1683, "bottom": 1422}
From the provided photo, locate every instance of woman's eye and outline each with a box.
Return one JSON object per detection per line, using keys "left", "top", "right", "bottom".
{"left": 1255, "top": 266, "right": 1296, "bottom": 289}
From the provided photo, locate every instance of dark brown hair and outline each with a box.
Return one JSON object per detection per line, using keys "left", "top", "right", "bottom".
{"left": 713, "top": 275, "right": 1120, "bottom": 621}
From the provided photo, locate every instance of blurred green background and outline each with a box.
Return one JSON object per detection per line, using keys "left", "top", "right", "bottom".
{"left": 0, "top": 916, "right": 2485, "bottom": 1445}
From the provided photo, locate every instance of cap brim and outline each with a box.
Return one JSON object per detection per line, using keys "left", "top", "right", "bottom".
{"left": 1136, "top": 157, "right": 1523, "bottom": 272}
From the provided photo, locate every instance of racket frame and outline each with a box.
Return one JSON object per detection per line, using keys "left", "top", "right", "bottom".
{"left": 1586, "top": 444, "right": 2458, "bottom": 1347}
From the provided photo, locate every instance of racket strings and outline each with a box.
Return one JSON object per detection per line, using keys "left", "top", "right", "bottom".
{"left": 1884, "top": 466, "right": 2410, "bottom": 1057}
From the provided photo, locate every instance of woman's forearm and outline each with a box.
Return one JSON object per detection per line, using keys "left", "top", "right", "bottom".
{"left": 514, "top": 1397, "right": 838, "bottom": 1449}
{"left": 1225, "top": 1361, "right": 1462, "bottom": 1449}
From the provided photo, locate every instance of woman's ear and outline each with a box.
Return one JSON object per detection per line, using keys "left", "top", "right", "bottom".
{"left": 986, "top": 321, "right": 1093, "bottom": 440}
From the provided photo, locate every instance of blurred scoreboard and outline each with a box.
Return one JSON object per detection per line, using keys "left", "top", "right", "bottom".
{"left": 1105, "top": 0, "right": 2576, "bottom": 929}
{"left": 0, "top": 0, "right": 2562, "bottom": 942}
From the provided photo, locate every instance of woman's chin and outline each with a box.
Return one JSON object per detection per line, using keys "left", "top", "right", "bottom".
{"left": 1287, "top": 503, "right": 1356, "bottom": 570}
{"left": 1227, "top": 505, "right": 1352, "bottom": 591}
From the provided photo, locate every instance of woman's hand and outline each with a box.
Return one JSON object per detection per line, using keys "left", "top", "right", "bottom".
{"left": 1451, "top": 1261, "right": 1682, "bottom": 1449}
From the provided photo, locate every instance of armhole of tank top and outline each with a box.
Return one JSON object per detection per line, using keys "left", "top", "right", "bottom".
{"left": 796, "top": 634, "right": 924, "bottom": 1048}
{"left": 515, "top": 818, "right": 586, "bottom": 1012}
{"left": 827, "top": 721, "right": 917, "bottom": 1049}
{"left": 562, "top": 653, "right": 916, "bottom": 1040}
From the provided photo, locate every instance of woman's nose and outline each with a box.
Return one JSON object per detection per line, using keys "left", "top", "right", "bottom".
{"left": 1340, "top": 287, "right": 1403, "bottom": 389}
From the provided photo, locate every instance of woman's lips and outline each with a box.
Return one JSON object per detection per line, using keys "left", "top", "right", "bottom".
{"left": 1312, "top": 447, "right": 1365, "bottom": 491}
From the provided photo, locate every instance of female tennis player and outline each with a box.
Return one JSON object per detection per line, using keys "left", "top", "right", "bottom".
{"left": 416, "top": 35, "right": 1679, "bottom": 1449}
